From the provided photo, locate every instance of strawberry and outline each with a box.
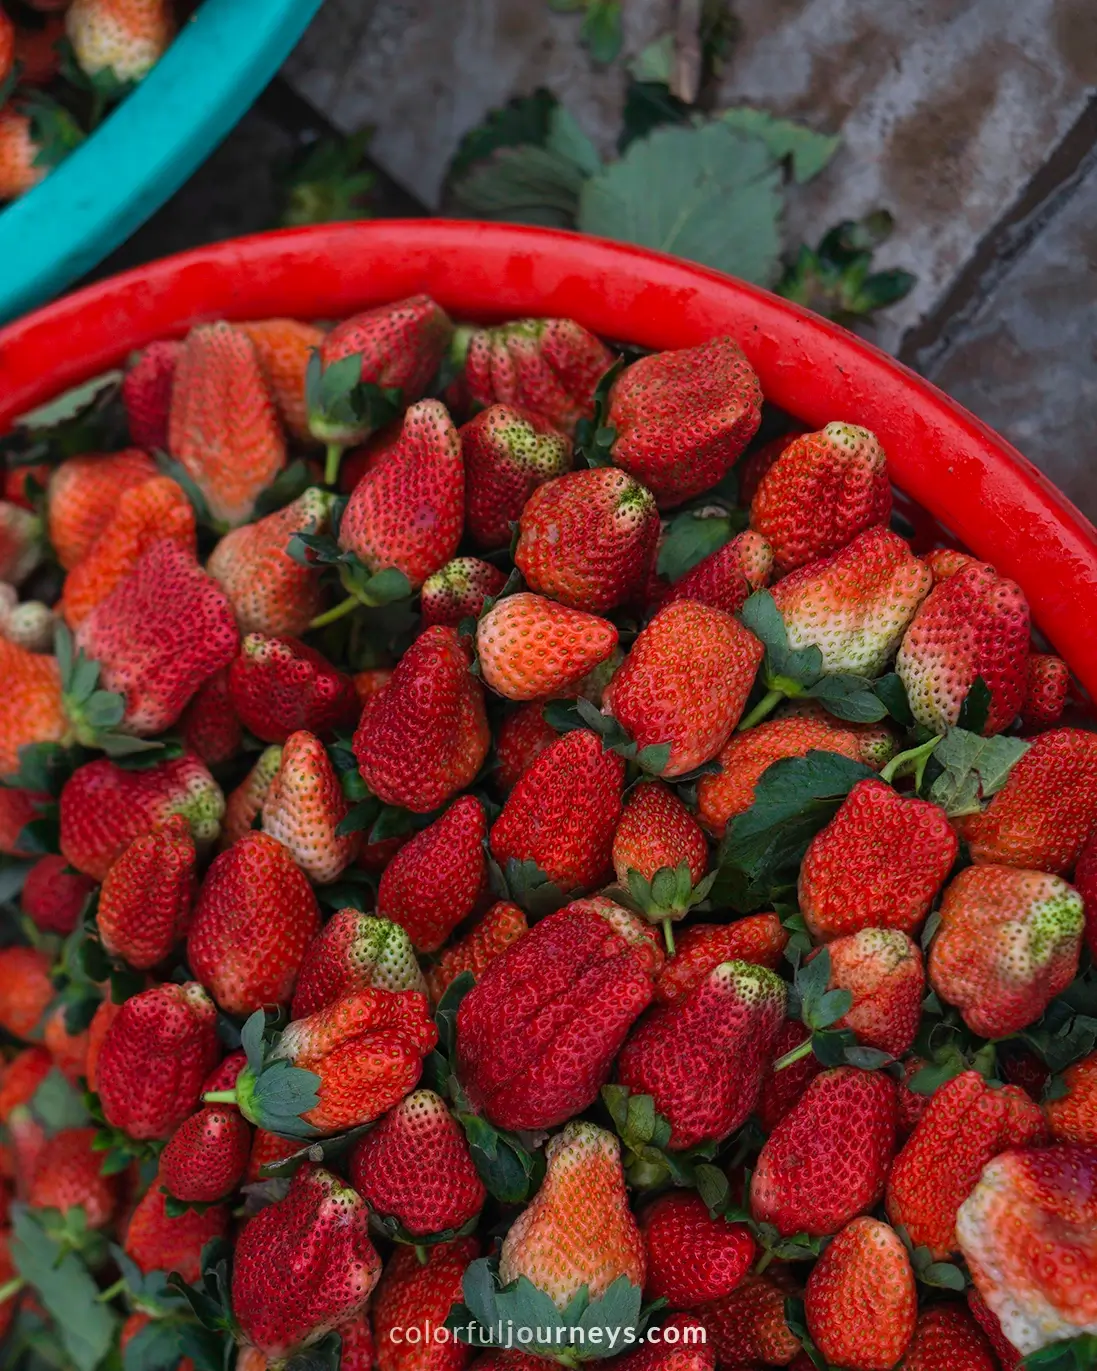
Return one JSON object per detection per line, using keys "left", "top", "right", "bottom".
{"left": 0, "top": 1047, "right": 52, "bottom": 1122}
{"left": 929, "top": 865, "right": 1084, "bottom": 1038}
{"left": 1, "top": 599, "right": 56, "bottom": 653}
{"left": 605, "top": 337, "right": 762, "bottom": 507}
{"left": 187, "top": 831, "right": 321, "bottom": 1015}
{"left": 661, "top": 529, "right": 775, "bottom": 616}
{"left": 240, "top": 318, "right": 326, "bottom": 443}
{"left": 74, "top": 539, "right": 239, "bottom": 736}
{"left": 84, "top": 998, "right": 120, "bottom": 1094}
{"left": 159, "top": 1104, "right": 250, "bottom": 1202}
{"left": 229, "top": 633, "right": 359, "bottom": 744}
{"left": 293, "top": 910, "right": 426, "bottom": 1019}
{"left": 462, "top": 403, "right": 571, "bottom": 550}
{"left": 0, "top": 637, "right": 67, "bottom": 777}
{"left": 246, "top": 1126, "right": 301, "bottom": 1183}
{"left": 1022, "top": 652, "right": 1070, "bottom": 728}
{"left": 122, "top": 339, "right": 181, "bottom": 450}
{"left": 20, "top": 855, "right": 95, "bottom": 936}
{"left": 490, "top": 729, "right": 624, "bottom": 894}
{"left": 221, "top": 744, "right": 282, "bottom": 847}
{"left": 422, "top": 557, "right": 508, "bottom": 627}
{"left": 495, "top": 703, "right": 557, "bottom": 792}
{"left": 0, "top": 946, "right": 53, "bottom": 1039}
{"left": 781, "top": 697, "right": 899, "bottom": 769}
{"left": 349, "top": 1088, "right": 486, "bottom": 1236}
{"left": 0, "top": 500, "right": 43, "bottom": 583}
{"left": 0, "top": 787, "right": 50, "bottom": 856}
{"left": 337, "top": 399, "right": 464, "bottom": 590}
{"left": 97, "top": 813, "right": 196, "bottom": 969}
{"left": 1046, "top": 1051, "right": 1097, "bottom": 1145}
{"left": 180, "top": 667, "right": 242, "bottom": 766}
{"left": 0, "top": 11, "right": 12, "bottom": 84}
{"left": 260, "top": 730, "right": 359, "bottom": 884}
{"left": 617, "top": 960, "right": 786, "bottom": 1150}
{"left": 757, "top": 1019, "right": 824, "bottom": 1133}
{"left": 960, "top": 727, "right": 1097, "bottom": 873}
{"left": 799, "top": 779, "right": 959, "bottom": 941}
{"left": 924, "top": 546, "right": 981, "bottom": 582}
{"left": 169, "top": 322, "right": 287, "bottom": 528}
{"left": 47, "top": 448, "right": 156, "bottom": 570}
{"left": 804, "top": 1216, "right": 916, "bottom": 1371}
{"left": 749, "top": 423, "right": 892, "bottom": 573}
{"left": 353, "top": 625, "right": 489, "bottom": 813}
{"left": 66, "top": 0, "right": 174, "bottom": 81}
{"left": 59, "top": 751, "right": 224, "bottom": 880}
{"left": 456, "top": 899, "right": 661, "bottom": 1130}
{"left": 462, "top": 318, "right": 614, "bottom": 437}
{"left": 43, "top": 1004, "right": 90, "bottom": 1083}
{"left": 27, "top": 1126, "right": 121, "bottom": 1227}
{"left": 750, "top": 1067, "right": 897, "bottom": 1236}
{"left": 335, "top": 1311, "right": 376, "bottom": 1371}
{"left": 96, "top": 982, "right": 219, "bottom": 1140}
{"left": 0, "top": 106, "right": 46, "bottom": 199}
{"left": 612, "top": 781, "right": 709, "bottom": 944}
{"left": 607, "top": 1314, "right": 715, "bottom": 1370}
{"left": 514, "top": 467, "right": 659, "bottom": 613}
{"left": 477, "top": 592, "right": 619, "bottom": 702}
{"left": 59, "top": 474, "right": 196, "bottom": 628}
{"left": 886, "top": 1071, "right": 1047, "bottom": 1260}
{"left": 694, "top": 1274, "right": 801, "bottom": 1367}
{"left": 426, "top": 900, "right": 528, "bottom": 1003}
{"left": 654, "top": 916, "right": 788, "bottom": 1005}
{"left": 819, "top": 928, "right": 925, "bottom": 1056}
{"left": 233, "top": 1163, "right": 381, "bottom": 1359}
{"left": 376, "top": 795, "right": 487, "bottom": 953}
{"left": 499, "top": 1121, "right": 645, "bottom": 1307}
{"left": 957, "top": 1144, "right": 1097, "bottom": 1357}
{"left": 124, "top": 1176, "right": 228, "bottom": 1283}
{"left": 898, "top": 1303, "right": 997, "bottom": 1371}
{"left": 641, "top": 1191, "right": 754, "bottom": 1308}
{"left": 372, "top": 1237, "right": 479, "bottom": 1371}
{"left": 207, "top": 487, "right": 332, "bottom": 637}
{"left": 353, "top": 666, "right": 394, "bottom": 703}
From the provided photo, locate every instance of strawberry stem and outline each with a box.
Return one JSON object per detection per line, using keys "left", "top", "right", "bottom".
{"left": 95, "top": 1277, "right": 126, "bottom": 1303}
{"left": 737, "top": 687, "right": 785, "bottom": 732}
{"left": 879, "top": 734, "right": 941, "bottom": 788}
{"left": 774, "top": 1037, "right": 815, "bottom": 1072}
{"left": 310, "top": 596, "right": 360, "bottom": 630}
{"left": 0, "top": 1276, "right": 24, "bottom": 1303}
{"left": 753, "top": 1248, "right": 775, "bottom": 1275}
{"left": 662, "top": 918, "right": 676, "bottom": 956}
{"left": 203, "top": 1090, "right": 238, "bottom": 1105}
{"left": 414, "top": 1245, "right": 429, "bottom": 1266}
{"left": 324, "top": 442, "right": 344, "bottom": 487}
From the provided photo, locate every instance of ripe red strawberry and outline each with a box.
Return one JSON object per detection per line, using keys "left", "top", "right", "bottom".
{"left": 751, "top": 1067, "right": 897, "bottom": 1236}
{"left": 653, "top": 917, "right": 788, "bottom": 1006}
{"left": 489, "top": 729, "right": 624, "bottom": 894}
{"left": 617, "top": 960, "right": 786, "bottom": 1150}
{"left": 960, "top": 727, "right": 1097, "bottom": 873}
{"left": 923, "top": 546, "right": 981, "bottom": 582}
{"left": 820, "top": 928, "right": 925, "bottom": 1056}
{"left": 159, "top": 1105, "right": 250, "bottom": 1202}
{"left": 957, "top": 1144, "right": 1097, "bottom": 1358}
{"left": 240, "top": 318, "right": 326, "bottom": 442}
{"left": 426, "top": 900, "right": 529, "bottom": 1003}
{"left": 799, "top": 779, "right": 958, "bottom": 941}
{"left": 772, "top": 526, "right": 932, "bottom": 676}
{"left": 661, "top": 528, "right": 775, "bottom": 615}
{"left": 0, "top": 945, "right": 55, "bottom": 1039}
{"left": 608, "top": 1314, "right": 715, "bottom": 1370}
{"left": 500, "top": 1121, "right": 645, "bottom": 1307}
{"left": 60, "top": 475, "right": 196, "bottom": 629}
{"left": 1022, "top": 652, "right": 1069, "bottom": 728}
{"left": 376, "top": 796, "right": 487, "bottom": 953}
{"left": 349, "top": 1089, "right": 486, "bottom": 1236}
{"left": 641, "top": 1191, "right": 754, "bottom": 1308}
{"left": 462, "top": 318, "right": 614, "bottom": 437}
{"left": 97, "top": 814, "right": 196, "bottom": 969}
{"left": 515, "top": 467, "right": 659, "bottom": 613}
{"left": 750, "top": 423, "right": 892, "bottom": 573}
{"left": 422, "top": 557, "right": 507, "bottom": 627}
{"left": 66, "top": 0, "right": 174, "bottom": 81}
{"left": 229, "top": 633, "right": 359, "bottom": 744}
{"left": 495, "top": 702, "right": 557, "bottom": 792}
{"left": 612, "top": 781, "right": 709, "bottom": 941}
{"left": 261, "top": 730, "right": 358, "bottom": 884}
{"left": 246, "top": 1126, "right": 301, "bottom": 1183}
{"left": 74, "top": 539, "right": 239, "bottom": 736}
{"left": 886, "top": 1071, "right": 1047, "bottom": 1261}
{"left": 47, "top": 448, "right": 156, "bottom": 571}
{"left": 181, "top": 667, "right": 243, "bottom": 766}
{"left": 293, "top": 910, "right": 426, "bottom": 1019}
{"left": 804, "top": 1217, "right": 916, "bottom": 1371}
{"left": 84, "top": 999, "right": 120, "bottom": 1094}
{"left": 1046, "top": 1051, "right": 1097, "bottom": 1145}
{"left": 353, "top": 625, "right": 489, "bottom": 813}
{"left": 0, "top": 1047, "right": 52, "bottom": 1123}
{"left": 0, "top": 11, "right": 13, "bottom": 85}
{"left": 337, "top": 399, "right": 464, "bottom": 588}
{"left": 462, "top": 403, "right": 572, "bottom": 550}
{"left": 606, "top": 337, "right": 762, "bottom": 508}
{"left": 0, "top": 637, "right": 67, "bottom": 777}
{"left": 929, "top": 865, "right": 1084, "bottom": 1038}
{"left": 693, "top": 1274, "right": 801, "bottom": 1367}
{"left": 757, "top": 1019, "right": 824, "bottom": 1133}
{"left": 168, "top": 322, "right": 286, "bottom": 528}
{"left": 207, "top": 487, "right": 331, "bottom": 637}
{"left": 477, "top": 592, "right": 618, "bottom": 702}
{"left": 967, "top": 1286, "right": 1023, "bottom": 1370}
{"left": 898, "top": 1303, "right": 997, "bottom": 1371}
{"left": 353, "top": 667, "right": 393, "bottom": 704}
{"left": 0, "top": 499, "right": 43, "bottom": 583}
{"left": 334, "top": 1310, "right": 376, "bottom": 1371}
{"left": 373, "top": 1237, "right": 479, "bottom": 1371}
{"left": 456, "top": 898, "right": 662, "bottom": 1130}
{"left": 43, "top": 1003, "right": 90, "bottom": 1084}
{"left": 122, "top": 339, "right": 181, "bottom": 450}
{"left": 124, "top": 1176, "right": 228, "bottom": 1283}
{"left": 60, "top": 752, "right": 224, "bottom": 881}
{"left": 187, "top": 831, "right": 320, "bottom": 1015}
{"left": 782, "top": 697, "right": 899, "bottom": 769}
{"left": 0, "top": 787, "right": 47, "bottom": 856}
{"left": 233, "top": 1164, "right": 381, "bottom": 1360}
{"left": 27, "top": 1126, "right": 122, "bottom": 1227}
{"left": 20, "top": 854, "right": 95, "bottom": 935}
{"left": 96, "top": 981, "right": 219, "bottom": 1140}
{"left": 221, "top": 744, "right": 282, "bottom": 848}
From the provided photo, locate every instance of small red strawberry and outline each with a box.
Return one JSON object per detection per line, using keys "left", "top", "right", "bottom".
{"left": 0, "top": 105, "right": 48, "bottom": 199}
{"left": 43, "top": 1004, "right": 90, "bottom": 1084}
{"left": 187, "top": 831, "right": 321, "bottom": 1016}
{"left": 422, "top": 557, "right": 508, "bottom": 627}
{"left": 462, "top": 403, "right": 571, "bottom": 550}
{"left": 653, "top": 916, "right": 788, "bottom": 1005}
{"left": 426, "top": 901, "right": 529, "bottom": 1003}
{"left": 661, "top": 528, "right": 775, "bottom": 615}
{"left": 240, "top": 318, "right": 326, "bottom": 443}
{"left": 757, "top": 1019, "right": 824, "bottom": 1133}
{"left": 260, "top": 730, "right": 359, "bottom": 884}
{"left": 0, "top": 787, "right": 47, "bottom": 856}
{"left": 607, "top": 1314, "right": 715, "bottom": 1370}
{"left": 819, "top": 927, "right": 925, "bottom": 1056}
{"left": 27, "top": 1126, "right": 122, "bottom": 1228}
{"left": 1045, "top": 1051, "right": 1097, "bottom": 1146}
{"left": 0, "top": 945, "right": 57, "bottom": 1038}
{"left": 180, "top": 667, "right": 243, "bottom": 766}
{"left": 0, "top": 1047, "right": 52, "bottom": 1123}
{"left": 221, "top": 744, "right": 282, "bottom": 848}
{"left": 66, "top": 0, "right": 174, "bottom": 81}
{"left": 159, "top": 1105, "right": 250, "bottom": 1203}
{"left": 693, "top": 1274, "right": 801, "bottom": 1367}
{"left": 229, "top": 633, "right": 359, "bottom": 744}
{"left": 84, "top": 999, "right": 120, "bottom": 1094}
{"left": 476, "top": 592, "right": 619, "bottom": 702}
{"left": 923, "top": 546, "right": 981, "bottom": 582}
{"left": 292, "top": 910, "right": 425, "bottom": 1020}
{"left": 20, "top": 855, "right": 95, "bottom": 936}
{"left": 0, "top": 637, "right": 67, "bottom": 778}
{"left": 605, "top": 337, "right": 762, "bottom": 508}
{"left": 373, "top": 1237, "right": 479, "bottom": 1371}
{"left": 122, "top": 339, "right": 181, "bottom": 450}
{"left": 47, "top": 448, "right": 156, "bottom": 571}
{"left": 898, "top": 1303, "right": 998, "bottom": 1371}
{"left": 1022, "top": 652, "right": 1070, "bottom": 728}
{"left": 124, "top": 1175, "right": 228, "bottom": 1283}
{"left": 804, "top": 1217, "right": 916, "bottom": 1371}
{"left": 612, "top": 781, "right": 710, "bottom": 946}
{"left": 641, "top": 1191, "right": 754, "bottom": 1308}
{"left": 97, "top": 814, "right": 196, "bottom": 969}
{"left": 494, "top": 702, "right": 558, "bottom": 792}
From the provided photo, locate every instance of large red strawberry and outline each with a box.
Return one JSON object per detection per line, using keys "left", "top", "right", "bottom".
{"left": 261, "top": 730, "right": 359, "bottom": 884}
{"left": 372, "top": 1237, "right": 479, "bottom": 1371}
{"left": 353, "top": 625, "right": 489, "bottom": 813}
{"left": 181, "top": 666, "right": 243, "bottom": 766}
{"left": 426, "top": 901, "right": 529, "bottom": 1003}
{"left": 0, "top": 637, "right": 67, "bottom": 778}
{"left": 422, "top": 557, "right": 508, "bottom": 627}
{"left": 804, "top": 1217, "right": 916, "bottom": 1371}
{"left": 159, "top": 1104, "right": 250, "bottom": 1202}
{"left": 1045, "top": 1051, "right": 1097, "bottom": 1146}
{"left": 456, "top": 898, "right": 662, "bottom": 1130}
{"left": 495, "top": 702, "right": 558, "bottom": 792}
{"left": 898, "top": 1304, "right": 998, "bottom": 1371}
{"left": 97, "top": 814, "right": 196, "bottom": 969}
{"left": 641, "top": 1191, "right": 754, "bottom": 1308}
{"left": 20, "top": 854, "right": 95, "bottom": 936}
{"left": 124, "top": 1177, "right": 228, "bottom": 1284}
{"left": 122, "top": 339, "right": 181, "bottom": 450}
{"left": 653, "top": 916, "right": 788, "bottom": 1005}
{"left": 292, "top": 910, "right": 426, "bottom": 1019}
{"left": 693, "top": 1274, "right": 801, "bottom": 1367}
{"left": 462, "top": 403, "right": 571, "bottom": 550}
{"left": 661, "top": 528, "right": 775, "bottom": 615}
{"left": 27, "top": 1126, "right": 122, "bottom": 1228}
{"left": 240, "top": 318, "right": 326, "bottom": 442}
{"left": 605, "top": 337, "right": 762, "bottom": 507}
{"left": 229, "top": 633, "right": 359, "bottom": 743}
{"left": 47, "top": 448, "right": 156, "bottom": 571}
{"left": 819, "top": 927, "right": 925, "bottom": 1056}
{"left": 476, "top": 592, "right": 619, "bottom": 702}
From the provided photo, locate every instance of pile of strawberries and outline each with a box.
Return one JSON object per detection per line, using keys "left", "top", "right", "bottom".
{"left": 0, "top": 291, "right": 1095, "bottom": 1371}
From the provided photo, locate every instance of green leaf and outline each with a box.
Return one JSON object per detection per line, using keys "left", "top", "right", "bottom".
{"left": 459, "top": 1115, "right": 540, "bottom": 1205}
{"left": 501, "top": 857, "right": 569, "bottom": 918}
{"left": 29, "top": 1070, "right": 89, "bottom": 1131}
{"left": 874, "top": 672, "right": 914, "bottom": 726}
{"left": 434, "top": 970, "right": 475, "bottom": 1060}
{"left": 920, "top": 1261, "right": 967, "bottom": 1291}
{"left": 545, "top": 105, "right": 602, "bottom": 177}
{"left": 448, "top": 89, "right": 558, "bottom": 183}
{"left": 719, "top": 107, "right": 840, "bottom": 183}
{"left": 694, "top": 1163, "right": 730, "bottom": 1215}
{"left": 1020, "top": 1334, "right": 1097, "bottom": 1370}
{"left": 928, "top": 728, "right": 1030, "bottom": 817}
{"left": 451, "top": 144, "right": 587, "bottom": 227}
{"left": 122, "top": 1316, "right": 191, "bottom": 1371}
{"left": 0, "top": 858, "right": 34, "bottom": 903}
{"left": 957, "top": 676, "right": 992, "bottom": 734}
{"left": 461, "top": 1256, "right": 499, "bottom": 1334}
{"left": 657, "top": 510, "right": 736, "bottom": 582}
{"left": 579, "top": 0, "right": 623, "bottom": 65}
{"left": 358, "top": 567, "right": 413, "bottom": 608}
{"left": 805, "top": 672, "right": 889, "bottom": 722}
{"left": 578, "top": 120, "right": 785, "bottom": 286}
{"left": 15, "top": 372, "right": 123, "bottom": 432}
{"left": 618, "top": 79, "right": 691, "bottom": 152}
{"left": 252, "top": 461, "right": 314, "bottom": 519}
{"left": 335, "top": 796, "right": 382, "bottom": 838}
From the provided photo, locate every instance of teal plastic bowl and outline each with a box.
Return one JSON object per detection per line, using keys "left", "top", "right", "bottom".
{"left": 0, "top": 0, "right": 325, "bottom": 324}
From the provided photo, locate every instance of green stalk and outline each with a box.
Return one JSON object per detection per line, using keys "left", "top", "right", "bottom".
{"left": 95, "top": 1277, "right": 126, "bottom": 1303}
{"left": 203, "top": 1090, "right": 238, "bottom": 1105}
{"left": 662, "top": 918, "right": 676, "bottom": 957}
{"left": 324, "top": 442, "right": 345, "bottom": 487}
{"left": 773, "top": 1037, "right": 815, "bottom": 1072}
{"left": 414, "top": 1245, "right": 429, "bottom": 1267}
{"left": 309, "top": 596, "right": 361, "bottom": 630}
{"left": 879, "top": 734, "right": 942, "bottom": 788}
{"left": 737, "top": 687, "right": 785, "bottom": 732}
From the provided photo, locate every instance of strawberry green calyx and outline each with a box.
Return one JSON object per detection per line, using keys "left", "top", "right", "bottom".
{"left": 616, "top": 862, "right": 717, "bottom": 955}
{"left": 204, "top": 1010, "right": 321, "bottom": 1140}
{"left": 55, "top": 623, "right": 160, "bottom": 759}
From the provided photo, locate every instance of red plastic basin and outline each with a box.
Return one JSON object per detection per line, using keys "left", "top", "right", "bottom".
{"left": 0, "top": 220, "right": 1094, "bottom": 698}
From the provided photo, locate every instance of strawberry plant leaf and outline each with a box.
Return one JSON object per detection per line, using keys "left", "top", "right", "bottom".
{"left": 874, "top": 672, "right": 914, "bottom": 726}
{"left": 1020, "top": 1334, "right": 1097, "bottom": 1370}
{"left": 805, "top": 672, "right": 889, "bottom": 723}
{"left": 694, "top": 1163, "right": 730, "bottom": 1215}
{"left": 252, "top": 461, "right": 314, "bottom": 519}
{"left": 4, "top": 741, "right": 87, "bottom": 796}
{"left": 285, "top": 1332, "right": 343, "bottom": 1371}
{"left": 0, "top": 858, "right": 33, "bottom": 903}
{"left": 956, "top": 676, "right": 991, "bottom": 734}
{"left": 450, "top": 144, "right": 587, "bottom": 227}
{"left": 545, "top": 105, "right": 603, "bottom": 177}
{"left": 14, "top": 372, "right": 123, "bottom": 433}
{"left": 458, "top": 1113, "right": 541, "bottom": 1204}
{"left": 719, "top": 107, "right": 840, "bottom": 183}
{"left": 576, "top": 1, "right": 623, "bottom": 66}
{"left": 656, "top": 509, "right": 739, "bottom": 582}
{"left": 927, "top": 728, "right": 1030, "bottom": 817}
{"left": 574, "top": 356, "right": 624, "bottom": 467}
{"left": 434, "top": 971, "right": 475, "bottom": 1060}
{"left": 447, "top": 89, "right": 559, "bottom": 183}
{"left": 29, "top": 1069, "right": 89, "bottom": 1132}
